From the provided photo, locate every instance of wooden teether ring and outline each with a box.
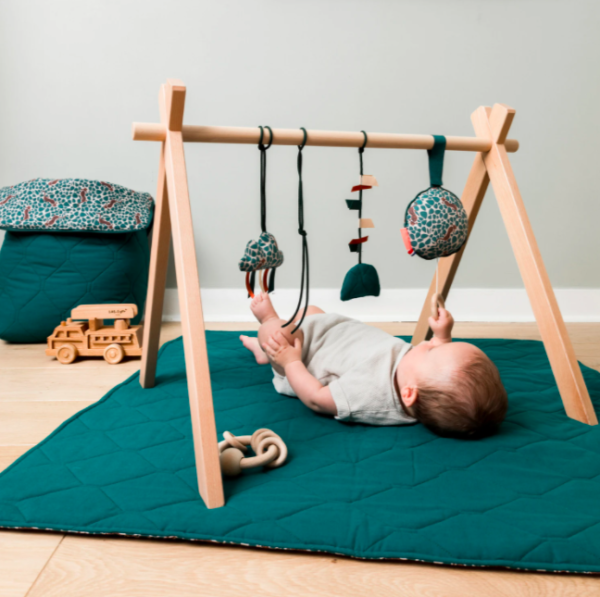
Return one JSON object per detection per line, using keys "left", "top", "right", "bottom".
{"left": 431, "top": 293, "right": 445, "bottom": 320}
{"left": 218, "top": 428, "right": 288, "bottom": 476}
{"left": 259, "top": 269, "right": 269, "bottom": 294}
{"left": 251, "top": 428, "right": 288, "bottom": 469}
{"left": 222, "top": 431, "right": 248, "bottom": 452}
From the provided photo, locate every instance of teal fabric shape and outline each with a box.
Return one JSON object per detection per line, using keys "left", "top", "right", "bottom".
{"left": 340, "top": 263, "right": 380, "bottom": 301}
{"left": 0, "top": 332, "right": 600, "bottom": 573}
{"left": 238, "top": 231, "right": 283, "bottom": 272}
{"left": 403, "top": 187, "right": 468, "bottom": 260}
{"left": 0, "top": 179, "right": 154, "bottom": 233}
{"left": 258, "top": 232, "right": 284, "bottom": 268}
{"left": 238, "top": 239, "right": 266, "bottom": 272}
{"left": 0, "top": 230, "right": 149, "bottom": 343}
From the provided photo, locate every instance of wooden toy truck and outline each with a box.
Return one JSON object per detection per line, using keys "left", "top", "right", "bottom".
{"left": 46, "top": 304, "right": 143, "bottom": 364}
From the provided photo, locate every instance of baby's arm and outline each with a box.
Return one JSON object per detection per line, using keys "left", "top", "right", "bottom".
{"left": 263, "top": 332, "right": 337, "bottom": 415}
{"left": 428, "top": 308, "right": 454, "bottom": 343}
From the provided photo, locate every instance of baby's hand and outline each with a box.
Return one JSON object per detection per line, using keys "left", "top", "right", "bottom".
{"left": 263, "top": 331, "right": 302, "bottom": 369}
{"left": 428, "top": 308, "right": 454, "bottom": 343}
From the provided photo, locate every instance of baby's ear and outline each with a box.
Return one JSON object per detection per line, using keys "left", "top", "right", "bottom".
{"left": 401, "top": 386, "right": 418, "bottom": 408}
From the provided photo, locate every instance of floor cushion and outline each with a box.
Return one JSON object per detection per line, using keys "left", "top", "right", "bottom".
{"left": 0, "top": 230, "right": 149, "bottom": 343}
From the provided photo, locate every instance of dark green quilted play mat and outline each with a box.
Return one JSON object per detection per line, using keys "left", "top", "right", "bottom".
{"left": 1, "top": 332, "right": 600, "bottom": 573}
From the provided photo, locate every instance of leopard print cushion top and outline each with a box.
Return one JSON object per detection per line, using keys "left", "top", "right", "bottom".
{"left": 403, "top": 187, "right": 468, "bottom": 260}
{"left": 0, "top": 178, "right": 154, "bottom": 232}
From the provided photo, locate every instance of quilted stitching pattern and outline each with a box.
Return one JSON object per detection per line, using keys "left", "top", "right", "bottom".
{"left": 0, "top": 231, "right": 150, "bottom": 343}
{"left": 0, "top": 333, "right": 599, "bottom": 573}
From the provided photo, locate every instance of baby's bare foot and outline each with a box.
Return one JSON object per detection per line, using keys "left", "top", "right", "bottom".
{"left": 250, "top": 292, "right": 279, "bottom": 324}
{"left": 240, "top": 335, "right": 270, "bottom": 365}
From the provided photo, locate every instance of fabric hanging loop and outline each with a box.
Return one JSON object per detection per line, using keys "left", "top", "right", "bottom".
{"left": 258, "top": 125, "right": 273, "bottom": 233}
{"left": 283, "top": 127, "right": 309, "bottom": 334}
{"left": 427, "top": 135, "right": 446, "bottom": 188}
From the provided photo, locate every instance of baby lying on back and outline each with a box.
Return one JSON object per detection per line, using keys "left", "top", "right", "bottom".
{"left": 240, "top": 293, "right": 507, "bottom": 439}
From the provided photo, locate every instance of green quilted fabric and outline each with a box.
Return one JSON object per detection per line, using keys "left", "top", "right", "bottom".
{"left": 0, "top": 231, "right": 149, "bottom": 343}
{"left": 0, "top": 179, "right": 154, "bottom": 233}
{"left": 1, "top": 332, "right": 599, "bottom": 573}
{"left": 340, "top": 263, "right": 381, "bottom": 301}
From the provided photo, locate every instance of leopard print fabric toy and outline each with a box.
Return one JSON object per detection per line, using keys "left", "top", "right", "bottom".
{"left": 400, "top": 136, "right": 468, "bottom": 260}
{"left": 238, "top": 126, "right": 284, "bottom": 297}
{"left": 401, "top": 187, "right": 468, "bottom": 259}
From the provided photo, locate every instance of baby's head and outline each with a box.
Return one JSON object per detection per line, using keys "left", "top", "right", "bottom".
{"left": 396, "top": 338, "right": 507, "bottom": 439}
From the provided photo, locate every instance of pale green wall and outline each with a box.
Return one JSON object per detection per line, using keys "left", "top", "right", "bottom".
{"left": 1, "top": 0, "right": 598, "bottom": 290}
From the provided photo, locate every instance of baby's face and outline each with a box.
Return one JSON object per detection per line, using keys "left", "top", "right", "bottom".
{"left": 397, "top": 338, "right": 482, "bottom": 388}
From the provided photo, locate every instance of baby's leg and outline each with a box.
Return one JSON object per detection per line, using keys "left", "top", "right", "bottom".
{"left": 257, "top": 317, "right": 304, "bottom": 376}
{"left": 296, "top": 305, "right": 325, "bottom": 319}
{"left": 241, "top": 293, "right": 324, "bottom": 372}
{"left": 240, "top": 293, "right": 282, "bottom": 365}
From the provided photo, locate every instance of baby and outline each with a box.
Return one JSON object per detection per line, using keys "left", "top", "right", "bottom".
{"left": 240, "top": 293, "right": 508, "bottom": 439}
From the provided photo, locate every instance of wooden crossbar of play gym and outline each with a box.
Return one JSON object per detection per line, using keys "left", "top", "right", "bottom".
{"left": 135, "top": 79, "right": 598, "bottom": 510}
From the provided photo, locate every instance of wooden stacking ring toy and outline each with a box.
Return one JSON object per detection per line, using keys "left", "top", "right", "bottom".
{"left": 218, "top": 428, "right": 288, "bottom": 477}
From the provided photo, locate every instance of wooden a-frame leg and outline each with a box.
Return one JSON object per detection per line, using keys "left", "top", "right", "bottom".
{"left": 412, "top": 130, "right": 492, "bottom": 345}
{"left": 162, "top": 80, "right": 225, "bottom": 507}
{"left": 473, "top": 104, "right": 597, "bottom": 425}
{"left": 140, "top": 142, "right": 171, "bottom": 388}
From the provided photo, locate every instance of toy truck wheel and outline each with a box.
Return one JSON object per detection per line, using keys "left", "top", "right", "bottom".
{"left": 57, "top": 344, "right": 77, "bottom": 364}
{"left": 104, "top": 343, "right": 125, "bottom": 364}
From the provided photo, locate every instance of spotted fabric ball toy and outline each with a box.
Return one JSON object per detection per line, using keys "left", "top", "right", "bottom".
{"left": 400, "top": 136, "right": 468, "bottom": 260}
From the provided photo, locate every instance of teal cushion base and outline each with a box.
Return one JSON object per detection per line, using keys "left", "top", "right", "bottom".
{"left": 0, "top": 230, "right": 149, "bottom": 343}
{"left": 340, "top": 263, "right": 381, "bottom": 301}
{"left": 1, "top": 333, "right": 600, "bottom": 573}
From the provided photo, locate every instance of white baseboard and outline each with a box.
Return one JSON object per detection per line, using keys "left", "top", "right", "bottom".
{"left": 162, "top": 288, "right": 600, "bottom": 323}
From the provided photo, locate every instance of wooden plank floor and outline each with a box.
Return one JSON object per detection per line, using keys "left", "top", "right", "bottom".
{"left": 1, "top": 321, "right": 599, "bottom": 596}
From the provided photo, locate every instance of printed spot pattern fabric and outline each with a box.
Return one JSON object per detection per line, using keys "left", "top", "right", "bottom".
{"left": 0, "top": 179, "right": 153, "bottom": 233}
{"left": 404, "top": 188, "right": 468, "bottom": 260}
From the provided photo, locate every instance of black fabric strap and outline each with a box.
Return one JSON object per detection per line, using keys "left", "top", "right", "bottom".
{"left": 357, "top": 130, "right": 367, "bottom": 264}
{"left": 258, "top": 126, "right": 273, "bottom": 232}
{"left": 428, "top": 135, "right": 446, "bottom": 187}
{"left": 283, "top": 128, "right": 310, "bottom": 333}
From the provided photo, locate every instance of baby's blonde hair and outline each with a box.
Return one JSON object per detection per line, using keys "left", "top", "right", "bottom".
{"left": 413, "top": 351, "right": 508, "bottom": 439}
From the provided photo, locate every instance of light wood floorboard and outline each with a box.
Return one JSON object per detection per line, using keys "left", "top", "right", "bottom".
{"left": 1, "top": 321, "right": 599, "bottom": 596}
{"left": 26, "top": 534, "right": 600, "bottom": 597}
{"left": 0, "top": 531, "right": 63, "bottom": 597}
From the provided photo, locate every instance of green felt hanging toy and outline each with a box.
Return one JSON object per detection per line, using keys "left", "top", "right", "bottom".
{"left": 238, "top": 126, "right": 284, "bottom": 297}
{"left": 340, "top": 131, "right": 381, "bottom": 301}
{"left": 400, "top": 136, "right": 468, "bottom": 260}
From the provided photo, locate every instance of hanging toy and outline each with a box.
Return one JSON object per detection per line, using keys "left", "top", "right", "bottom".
{"left": 282, "top": 128, "right": 310, "bottom": 334}
{"left": 401, "top": 136, "right": 468, "bottom": 319}
{"left": 238, "top": 126, "right": 284, "bottom": 297}
{"left": 340, "top": 131, "right": 381, "bottom": 301}
{"left": 400, "top": 135, "right": 468, "bottom": 261}
{"left": 219, "top": 429, "right": 288, "bottom": 477}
